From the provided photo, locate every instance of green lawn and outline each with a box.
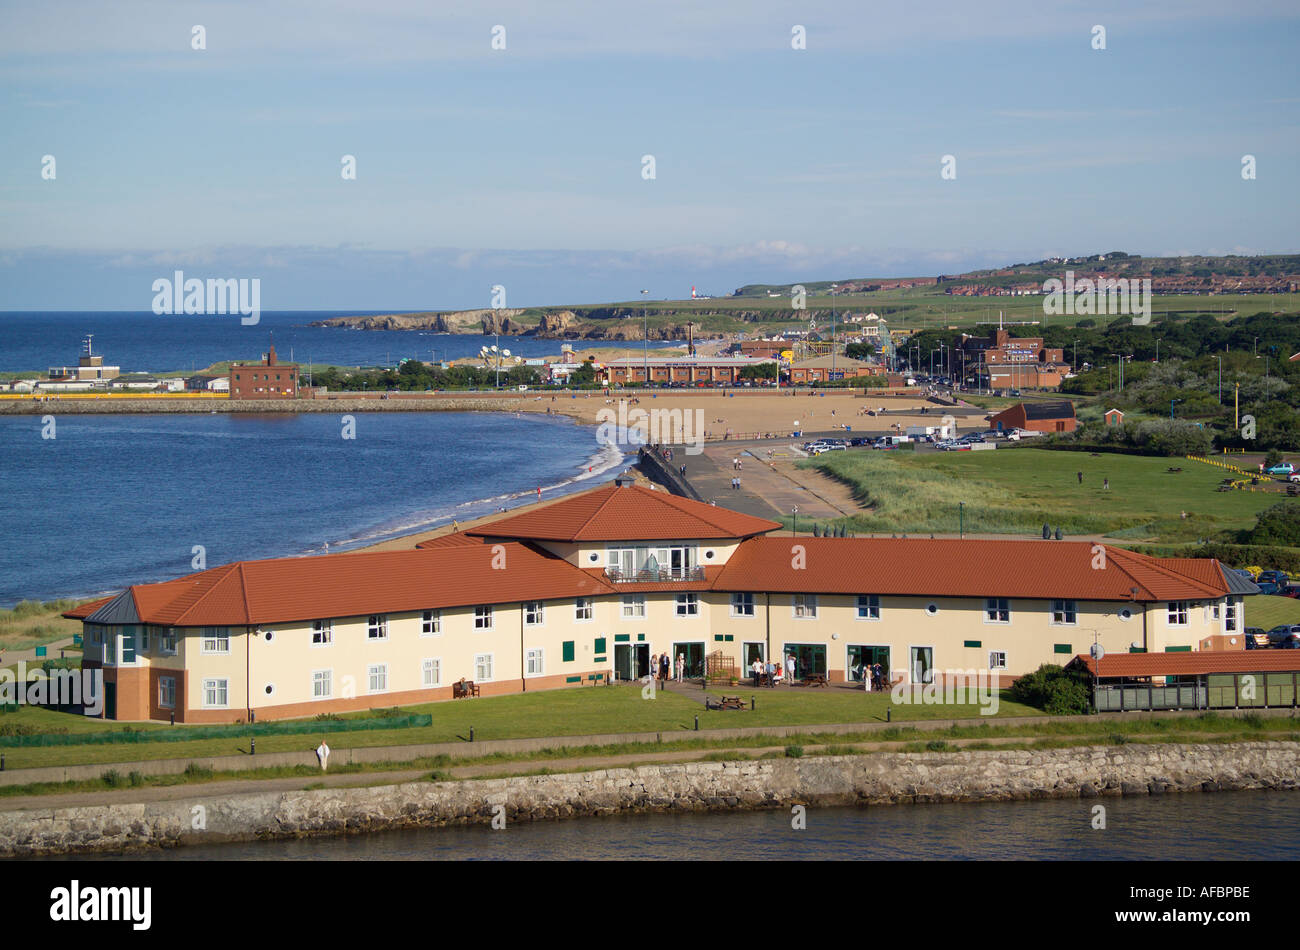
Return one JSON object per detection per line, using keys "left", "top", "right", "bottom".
{"left": 0, "top": 600, "right": 88, "bottom": 652}
{"left": 805, "top": 447, "right": 1280, "bottom": 541}
{"left": 1246, "top": 595, "right": 1300, "bottom": 630}
{"left": 0, "top": 683, "right": 1040, "bottom": 771}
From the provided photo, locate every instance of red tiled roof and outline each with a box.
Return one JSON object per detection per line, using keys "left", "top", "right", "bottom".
{"left": 711, "top": 538, "right": 1228, "bottom": 601}
{"left": 466, "top": 483, "right": 781, "bottom": 542}
{"left": 1077, "top": 651, "right": 1300, "bottom": 678}
{"left": 116, "top": 544, "right": 614, "bottom": 627}
{"left": 61, "top": 595, "right": 116, "bottom": 620}
{"left": 414, "top": 530, "right": 486, "bottom": 550}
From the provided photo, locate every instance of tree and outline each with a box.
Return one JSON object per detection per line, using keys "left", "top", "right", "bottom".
{"left": 1246, "top": 501, "right": 1300, "bottom": 546}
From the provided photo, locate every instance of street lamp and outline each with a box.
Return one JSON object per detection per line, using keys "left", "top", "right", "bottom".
{"left": 640, "top": 289, "right": 650, "bottom": 387}
{"left": 1170, "top": 397, "right": 1181, "bottom": 419}
{"left": 1155, "top": 339, "right": 1161, "bottom": 363}
{"left": 830, "top": 284, "right": 838, "bottom": 380}
{"left": 1215, "top": 354, "right": 1223, "bottom": 404}
{"left": 1072, "top": 339, "right": 1079, "bottom": 374}
{"left": 791, "top": 505, "right": 799, "bottom": 537}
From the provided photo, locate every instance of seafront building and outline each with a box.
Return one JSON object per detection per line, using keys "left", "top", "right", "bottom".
{"left": 68, "top": 479, "right": 1246, "bottom": 722}
{"left": 229, "top": 345, "right": 299, "bottom": 399}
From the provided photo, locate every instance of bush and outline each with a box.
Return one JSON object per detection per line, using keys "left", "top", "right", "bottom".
{"left": 1008, "top": 664, "right": 1091, "bottom": 715}
{"left": 925, "top": 739, "right": 949, "bottom": 751}
{"left": 1244, "top": 501, "right": 1300, "bottom": 546}
{"left": 784, "top": 745, "right": 804, "bottom": 758}
{"left": 102, "top": 769, "right": 122, "bottom": 787}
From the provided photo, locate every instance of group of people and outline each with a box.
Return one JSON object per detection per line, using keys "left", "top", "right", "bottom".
{"left": 750, "top": 654, "right": 798, "bottom": 687}
{"left": 856, "top": 661, "right": 888, "bottom": 692}
{"left": 651, "top": 652, "right": 686, "bottom": 684}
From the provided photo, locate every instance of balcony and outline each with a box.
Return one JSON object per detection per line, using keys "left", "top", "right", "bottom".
{"left": 605, "top": 566, "right": 705, "bottom": 584}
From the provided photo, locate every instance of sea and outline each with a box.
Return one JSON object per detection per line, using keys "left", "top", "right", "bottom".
{"left": 49, "top": 791, "right": 1300, "bottom": 861}
{"left": 0, "top": 310, "right": 657, "bottom": 606}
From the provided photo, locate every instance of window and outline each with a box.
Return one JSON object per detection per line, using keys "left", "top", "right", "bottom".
{"left": 989, "top": 651, "right": 1007, "bottom": 671}
{"left": 312, "top": 620, "right": 333, "bottom": 645}
{"left": 201, "top": 627, "right": 229, "bottom": 654}
{"left": 525, "top": 648, "right": 544, "bottom": 676}
{"left": 1167, "top": 601, "right": 1189, "bottom": 626}
{"left": 422, "top": 658, "right": 441, "bottom": 688}
{"left": 368, "top": 663, "right": 388, "bottom": 693}
{"left": 202, "top": 678, "right": 228, "bottom": 708}
{"left": 622, "top": 595, "right": 646, "bottom": 619}
{"left": 1224, "top": 600, "right": 1238, "bottom": 632}
{"left": 367, "top": 615, "right": 388, "bottom": 640}
{"left": 474, "top": 605, "right": 494, "bottom": 630}
{"left": 524, "top": 602, "right": 545, "bottom": 626}
{"left": 421, "top": 610, "right": 441, "bottom": 636}
{"left": 985, "top": 598, "right": 1010, "bottom": 623}
{"left": 857, "top": 595, "right": 880, "bottom": 620}
{"left": 1051, "top": 600, "right": 1077, "bottom": 625}
{"left": 475, "top": 653, "right": 494, "bottom": 682}
{"left": 158, "top": 676, "right": 175, "bottom": 709}
{"left": 793, "top": 594, "right": 818, "bottom": 619}
{"left": 140, "top": 627, "right": 149, "bottom": 651}
{"left": 313, "top": 669, "right": 332, "bottom": 699}
{"left": 731, "top": 593, "right": 755, "bottom": 617}
{"left": 158, "top": 629, "right": 178, "bottom": 655}
{"left": 676, "top": 593, "right": 699, "bottom": 617}
{"left": 574, "top": 598, "right": 593, "bottom": 621}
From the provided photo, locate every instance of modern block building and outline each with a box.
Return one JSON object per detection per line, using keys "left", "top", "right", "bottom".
{"left": 68, "top": 479, "right": 1244, "bottom": 722}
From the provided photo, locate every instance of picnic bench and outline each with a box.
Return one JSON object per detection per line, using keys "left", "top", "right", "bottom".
{"left": 802, "top": 674, "right": 829, "bottom": 688}
{"left": 453, "top": 679, "right": 480, "bottom": 699}
{"left": 1288, "top": 483, "right": 1299, "bottom": 497}
{"left": 706, "top": 695, "right": 748, "bottom": 711}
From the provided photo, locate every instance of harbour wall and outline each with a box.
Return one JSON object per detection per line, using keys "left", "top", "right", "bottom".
{"left": 3, "top": 742, "right": 1297, "bottom": 856}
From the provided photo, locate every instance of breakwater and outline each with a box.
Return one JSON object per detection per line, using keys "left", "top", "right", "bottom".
{"left": 3, "top": 742, "right": 1296, "bottom": 856}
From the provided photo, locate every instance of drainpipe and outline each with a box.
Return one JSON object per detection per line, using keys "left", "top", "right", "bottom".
{"left": 246, "top": 625, "right": 253, "bottom": 722}
{"left": 765, "top": 592, "right": 771, "bottom": 669}
{"left": 520, "top": 603, "right": 526, "bottom": 693}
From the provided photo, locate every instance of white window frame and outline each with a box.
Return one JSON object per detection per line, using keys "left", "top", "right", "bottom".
{"left": 524, "top": 601, "right": 545, "bottom": 626}
{"left": 856, "top": 594, "right": 881, "bottom": 621}
{"left": 158, "top": 628, "right": 178, "bottom": 655}
{"left": 422, "top": 657, "right": 441, "bottom": 688}
{"left": 367, "top": 614, "right": 388, "bottom": 641}
{"left": 792, "top": 594, "right": 818, "bottom": 619}
{"left": 525, "top": 647, "right": 544, "bottom": 677}
{"left": 201, "top": 627, "right": 230, "bottom": 654}
{"left": 312, "top": 619, "right": 334, "bottom": 646}
{"left": 985, "top": 598, "right": 1011, "bottom": 624}
{"left": 368, "top": 663, "right": 389, "bottom": 694}
{"left": 474, "top": 605, "right": 494, "bottom": 631}
{"left": 731, "top": 593, "right": 755, "bottom": 617}
{"left": 474, "top": 653, "right": 495, "bottom": 682}
{"left": 676, "top": 593, "right": 699, "bottom": 617}
{"left": 622, "top": 595, "right": 646, "bottom": 619}
{"left": 312, "top": 669, "right": 333, "bottom": 699}
{"left": 1223, "top": 599, "right": 1238, "bottom": 632}
{"left": 989, "top": 651, "right": 1008, "bottom": 671}
{"left": 1166, "top": 601, "right": 1189, "bottom": 626}
{"left": 158, "top": 676, "right": 175, "bottom": 709}
{"left": 574, "top": 597, "right": 594, "bottom": 622}
{"left": 421, "top": 610, "right": 441, "bottom": 637}
{"left": 202, "top": 677, "right": 229, "bottom": 709}
{"left": 1051, "top": 599, "right": 1077, "bottom": 625}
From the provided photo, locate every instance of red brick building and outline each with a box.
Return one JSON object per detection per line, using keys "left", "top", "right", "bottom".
{"left": 229, "top": 345, "right": 299, "bottom": 399}
{"left": 989, "top": 400, "right": 1077, "bottom": 434}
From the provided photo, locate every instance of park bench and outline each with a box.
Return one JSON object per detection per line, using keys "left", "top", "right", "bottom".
{"left": 1288, "top": 483, "right": 1299, "bottom": 497}
{"left": 706, "top": 695, "right": 748, "bottom": 711}
{"left": 802, "top": 674, "right": 829, "bottom": 688}
{"left": 453, "top": 679, "right": 480, "bottom": 699}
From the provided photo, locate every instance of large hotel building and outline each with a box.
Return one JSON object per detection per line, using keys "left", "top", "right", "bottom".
{"left": 67, "top": 479, "right": 1246, "bottom": 722}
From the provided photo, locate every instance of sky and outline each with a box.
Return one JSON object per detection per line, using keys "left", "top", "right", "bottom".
{"left": 1, "top": 0, "right": 1297, "bottom": 310}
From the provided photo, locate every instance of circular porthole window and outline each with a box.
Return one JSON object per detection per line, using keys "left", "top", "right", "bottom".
{"left": 589, "top": 553, "right": 598, "bottom": 563}
{"left": 264, "top": 684, "right": 275, "bottom": 696}
{"left": 1118, "top": 608, "right": 1133, "bottom": 621}
{"left": 705, "top": 550, "right": 714, "bottom": 560}
{"left": 264, "top": 630, "right": 274, "bottom": 642}
{"left": 925, "top": 603, "right": 939, "bottom": 616}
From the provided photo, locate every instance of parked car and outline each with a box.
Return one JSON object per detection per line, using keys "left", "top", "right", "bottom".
{"left": 1257, "top": 570, "right": 1291, "bottom": 588}
{"left": 1266, "top": 624, "right": 1300, "bottom": 648}
{"left": 1244, "top": 626, "right": 1270, "bottom": 649}
{"left": 1265, "top": 462, "right": 1295, "bottom": 476}
{"left": 849, "top": 437, "right": 873, "bottom": 447}
{"left": 1256, "top": 581, "right": 1282, "bottom": 596}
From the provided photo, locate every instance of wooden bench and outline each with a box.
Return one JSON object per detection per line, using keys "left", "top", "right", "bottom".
{"left": 453, "top": 679, "right": 480, "bottom": 699}
{"left": 802, "top": 674, "right": 829, "bottom": 688}
{"left": 707, "top": 695, "right": 748, "bottom": 711}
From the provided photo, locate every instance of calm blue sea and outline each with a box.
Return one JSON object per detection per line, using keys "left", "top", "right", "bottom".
{"left": 0, "top": 310, "right": 675, "bottom": 374}
{"left": 0, "top": 412, "right": 627, "bottom": 606}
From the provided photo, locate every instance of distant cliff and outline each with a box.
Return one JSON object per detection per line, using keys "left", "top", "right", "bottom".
{"left": 312, "top": 309, "right": 726, "bottom": 341}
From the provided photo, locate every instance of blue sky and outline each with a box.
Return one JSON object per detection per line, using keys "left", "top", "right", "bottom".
{"left": 1, "top": 0, "right": 1297, "bottom": 310}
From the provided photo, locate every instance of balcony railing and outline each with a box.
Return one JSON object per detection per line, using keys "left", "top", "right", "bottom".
{"left": 605, "top": 566, "right": 706, "bottom": 583}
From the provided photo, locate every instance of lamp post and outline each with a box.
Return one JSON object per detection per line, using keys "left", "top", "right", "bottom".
{"left": 791, "top": 505, "right": 799, "bottom": 537}
{"left": 640, "top": 289, "right": 649, "bottom": 388}
{"left": 959, "top": 501, "right": 964, "bottom": 539}
{"left": 1072, "top": 339, "right": 1079, "bottom": 374}
{"left": 830, "top": 284, "right": 838, "bottom": 380}
{"left": 1155, "top": 338, "right": 1161, "bottom": 363}
{"left": 1170, "top": 397, "right": 1181, "bottom": 419}
{"left": 1215, "top": 354, "right": 1222, "bottom": 404}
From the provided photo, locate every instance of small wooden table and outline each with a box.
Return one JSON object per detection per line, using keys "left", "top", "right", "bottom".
{"left": 803, "top": 674, "right": 829, "bottom": 688}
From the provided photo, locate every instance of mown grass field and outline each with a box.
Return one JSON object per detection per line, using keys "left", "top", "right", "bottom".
{"left": 0, "top": 684, "right": 1041, "bottom": 771}
{"left": 802, "top": 447, "right": 1281, "bottom": 541}
{"left": 1245, "top": 595, "right": 1300, "bottom": 630}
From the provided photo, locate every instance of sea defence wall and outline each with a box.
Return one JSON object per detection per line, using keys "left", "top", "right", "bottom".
{"left": 637, "top": 446, "right": 704, "bottom": 500}
{"left": 2, "top": 742, "right": 1297, "bottom": 856}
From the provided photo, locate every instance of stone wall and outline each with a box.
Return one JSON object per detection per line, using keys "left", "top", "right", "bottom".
{"left": 2, "top": 742, "right": 1297, "bottom": 856}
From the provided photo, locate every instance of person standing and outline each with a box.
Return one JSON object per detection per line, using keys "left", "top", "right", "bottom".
{"left": 785, "top": 653, "right": 796, "bottom": 684}
{"left": 675, "top": 653, "right": 685, "bottom": 683}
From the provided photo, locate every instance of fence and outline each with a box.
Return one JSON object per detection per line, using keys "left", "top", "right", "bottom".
{"left": 1095, "top": 672, "right": 1300, "bottom": 712}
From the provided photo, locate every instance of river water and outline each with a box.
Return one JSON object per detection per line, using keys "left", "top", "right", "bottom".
{"left": 84, "top": 791, "right": 1299, "bottom": 861}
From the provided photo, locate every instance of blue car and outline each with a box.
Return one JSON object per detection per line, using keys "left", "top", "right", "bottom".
{"left": 1266, "top": 625, "right": 1300, "bottom": 648}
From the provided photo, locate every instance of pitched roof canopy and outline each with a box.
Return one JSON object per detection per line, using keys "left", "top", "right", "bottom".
{"left": 466, "top": 482, "right": 781, "bottom": 542}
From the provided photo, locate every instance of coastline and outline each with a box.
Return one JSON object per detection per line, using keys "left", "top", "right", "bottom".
{"left": 4, "top": 742, "right": 1296, "bottom": 857}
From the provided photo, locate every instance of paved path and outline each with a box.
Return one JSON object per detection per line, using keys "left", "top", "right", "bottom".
{"left": 1, "top": 637, "right": 76, "bottom": 668}
{"left": 688, "top": 442, "right": 848, "bottom": 520}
